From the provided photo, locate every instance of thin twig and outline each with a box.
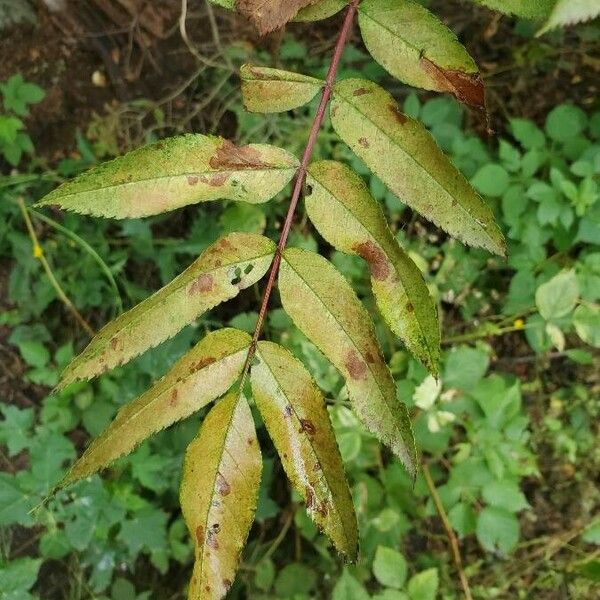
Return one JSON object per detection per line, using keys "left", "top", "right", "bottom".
{"left": 239, "top": 0, "right": 360, "bottom": 382}
{"left": 17, "top": 198, "right": 95, "bottom": 337}
{"left": 422, "top": 462, "right": 473, "bottom": 600}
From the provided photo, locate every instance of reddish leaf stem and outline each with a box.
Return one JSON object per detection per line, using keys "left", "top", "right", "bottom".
{"left": 240, "top": 0, "right": 360, "bottom": 378}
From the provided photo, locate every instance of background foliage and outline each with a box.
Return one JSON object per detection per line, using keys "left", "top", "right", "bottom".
{"left": 0, "top": 2, "right": 599, "bottom": 599}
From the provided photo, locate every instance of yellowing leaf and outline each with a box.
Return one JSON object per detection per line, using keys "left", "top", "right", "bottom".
{"left": 279, "top": 248, "right": 417, "bottom": 476}
{"left": 236, "top": 0, "right": 320, "bottom": 35}
{"left": 240, "top": 64, "right": 324, "bottom": 113}
{"left": 359, "top": 0, "right": 484, "bottom": 108}
{"left": 251, "top": 341, "right": 358, "bottom": 559}
{"left": 538, "top": 0, "right": 600, "bottom": 35}
{"left": 37, "top": 135, "right": 298, "bottom": 218}
{"left": 295, "top": 0, "right": 346, "bottom": 21}
{"left": 470, "top": 0, "right": 555, "bottom": 19}
{"left": 331, "top": 79, "right": 505, "bottom": 256}
{"left": 306, "top": 160, "right": 440, "bottom": 375}
{"left": 59, "top": 233, "right": 275, "bottom": 387}
{"left": 181, "top": 390, "right": 261, "bottom": 600}
{"left": 63, "top": 329, "right": 251, "bottom": 486}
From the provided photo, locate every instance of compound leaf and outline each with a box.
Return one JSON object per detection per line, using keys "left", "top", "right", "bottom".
{"left": 62, "top": 328, "right": 251, "bottom": 486}
{"left": 331, "top": 78, "right": 505, "bottom": 256}
{"left": 59, "top": 233, "right": 275, "bottom": 387}
{"left": 251, "top": 341, "right": 358, "bottom": 559}
{"left": 306, "top": 160, "right": 440, "bottom": 375}
{"left": 37, "top": 135, "right": 298, "bottom": 218}
{"left": 241, "top": 64, "right": 324, "bottom": 113}
{"left": 470, "top": 0, "right": 555, "bottom": 19}
{"left": 181, "top": 390, "right": 261, "bottom": 600}
{"left": 279, "top": 248, "right": 417, "bottom": 476}
{"left": 538, "top": 0, "right": 600, "bottom": 35}
{"left": 358, "top": 0, "right": 484, "bottom": 108}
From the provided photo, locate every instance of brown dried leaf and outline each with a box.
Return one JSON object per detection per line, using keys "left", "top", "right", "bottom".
{"left": 236, "top": 0, "right": 320, "bottom": 35}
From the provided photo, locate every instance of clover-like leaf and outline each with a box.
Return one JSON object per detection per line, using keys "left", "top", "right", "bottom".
{"left": 181, "top": 390, "right": 261, "bottom": 600}
{"left": 59, "top": 233, "right": 275, "bottom": 387}
{"left": 37, "top": 135, "right": 298, "bottom": 218}
{"left": 251, "top": 341, "right": 358, "bottom": 559}
{"left": 62, "top": 329, "right": 251, "bottom": 486}
{"left": 240, "top": 64, "right": 324, "bottom": 114}
{"left": 331, "top": 78, "right": 505, "bottom": 256}
{"left": 358, "top": 0, "right": 484, "bottom": 108}
{"left": 306, "top": 160, "right": 440, "bottom": 374}
{"left": 538, "top": 0, "right": 600, "bottom": 35}
{"left": 279, "top": 248, "right": 417, "bottom": 476}
{"left": 470, "top": 0, "right": 555, "bottom": 19}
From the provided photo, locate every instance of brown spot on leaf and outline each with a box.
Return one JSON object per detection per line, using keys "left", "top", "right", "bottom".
{"left": 299, "top": 419, "right": 316, "bottom": 436}
{"left": 345, "top": 350, "right": 368, "bottom": 381}
{"left": 187, "top": 175, "right": 199, "bottom": 186}
{"left": 223, "top": 579, "right": 232, "bottom": 591}
{"left": 420, "top": 57, "right": 485, "bottom": 109}
{"left": 406, "top": 302, "right": 414, "bottom": 313}
{"left": 365, "top": 352, "right": 375, "bottom": 364}
{"left": 209, "top": 139, "right": 270, "bottom": 170}
{"left": 331, "top": 106, "right": 338, "bottom": 118}
{"left": 305, "top": 486, "right": 315, "bottom": 510}
{"left": 195, "top": 356, "right": 216, "bottom": 371}
{"left": 195, "top": 525, "right": 204, "bottom": 545}
{"left": 189, "top": 274, "right": 214, "bottom": 295}
{"left": 200, "top": 173, "right": 230, "bottom": 187}
{"left": 236, "top": 0, "right": 320, "bottom": 36}
{"left": 247, "top": 437, "right": 254, "bottom": 446}
{"left": 283, "top": 405, "right": 293, "bottom": 418}
{"left": 353, "top": 241, "right": 391, "bottom": 280}
{"left": 353, "top": 87, "right": 371, "bottom": 96}
{"left": 388, "top": 104, "right": 408, "bottom": 125}
{"left": 216, "top": 473, "right": 231, "bottom": 496}
{"left": 170, "top": 389, "right": 178, "bottom": 407}
{"left": 207, "top": 528, "right": 219, "bottom": 550}
{"left": 110, "top": 337, "right": 120, "bottom": 351}
{"left": 358, "top": 137, "right": 370, "bottom": 148}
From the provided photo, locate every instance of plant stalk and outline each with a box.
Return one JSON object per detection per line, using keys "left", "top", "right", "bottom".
{"left": 240, "top": 0, "right": 360, "bottom": 378}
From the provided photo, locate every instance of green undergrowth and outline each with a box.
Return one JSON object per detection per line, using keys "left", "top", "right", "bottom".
{"left": 0, "top": 39, "right": 599, "bottom": 600}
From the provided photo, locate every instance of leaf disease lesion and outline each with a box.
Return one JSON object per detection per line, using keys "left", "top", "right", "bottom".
{"left": 36, "top": 0, "right": 508, "bottom": 597}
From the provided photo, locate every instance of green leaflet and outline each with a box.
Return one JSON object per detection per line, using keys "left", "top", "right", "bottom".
{"left": 470, "top": 0, "right": 555, "bottom": 19}
{"left": 331, "top": 78, "right": 506, "bottom": 256}
{"left": 279, "top": 248, "right": 417, "bottom": 476}
{"left": 295, "top": 0, "right": 346, "bottom": 21}
{"left": 306, "top": 160, "right": 440, "bottom": 375}
{"left": 538, "top": 0, "right": 600, "bottom": 35}
{"left": 58, "top": 233, "right": 275, "bottom": 387}
{"left": 181, "top": 390, "right": 261, "bottom": 600}
{"left": 358, "top": 0, "right": 484, "bottom": 108}
{"left": 62, "top": 329, "right": 251, "bottom": 486}
{"left": 240, "top": 64, "right": 324, "bottom": 113}
{"left": 251, "top": 341, "right": 358, "bottom": 559}
{"left": 36, "top": 135, "right": 298, "bottom": 218}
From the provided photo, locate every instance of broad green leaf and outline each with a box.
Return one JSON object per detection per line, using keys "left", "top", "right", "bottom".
{"left": 306, "top": 160, "right": 440, "bottom": 374}
{"left": 476, "top": 506, "right": 520, "bottom": 554}
{"left": 470, "top": 0, "right": 555, "bottom": 19}
{"left": 251, "top": 341, "right": 358, "bottom": 559}
{"left": 37, "top": 135, "right": 298, "bottom": 218}
{"left": 538, "top": 0, "right": 600, "bottom": 34}
{"left": 574, "top": 304, "right": 600, "bottom": 347}
{"left": 330, "top": 79, "right": 505, "bottom": 256}
{"left": 358, "top": 0, "right": 484, "bottom": 108}
{"left": 180, "top": 390, "right": 261, "bottom": 600}
{"left": 240, "top": 64, "right": 324, "bottom": 113}
{"left": 279, "top": 248, "right": 417, "bottom": 476}
{"left": 373, "top": 545, "right": 407, "bottom": 589}
{"left": 535, "top": 270, "right": 579, "bottom": 321}
{"left": 407, "top": 568, "right": 439, "bottom": 600}
{"left": 62, "top": 329, "right": 251, "bottom": 486}
{"left": 59, "top": 233, "right": 275, "bottom": 387}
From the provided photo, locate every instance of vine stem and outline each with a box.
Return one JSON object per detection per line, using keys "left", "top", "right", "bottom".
{"left": 422, "top": 462, "right": 473, "bottom": 600}
{"left": 17, "top": 197, "right": 95, "bottom": 337}
{"left": 240, "top": 0, "right": 360, "bottom": 379}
